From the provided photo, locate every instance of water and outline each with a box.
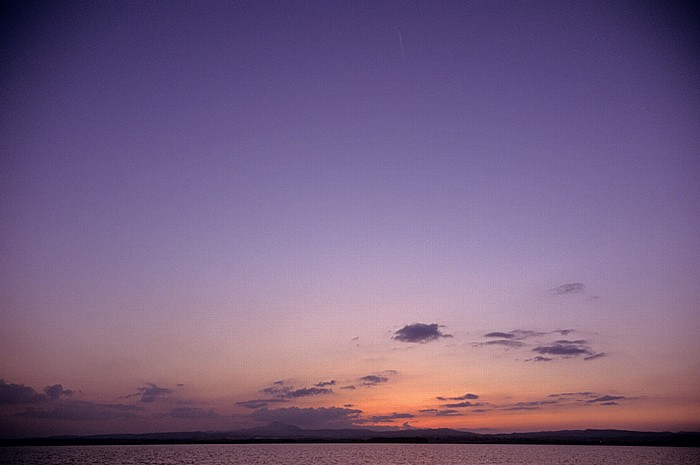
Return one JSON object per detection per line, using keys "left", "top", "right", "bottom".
{"left": 2, "top": 443, "right": 699, "bottom": 464}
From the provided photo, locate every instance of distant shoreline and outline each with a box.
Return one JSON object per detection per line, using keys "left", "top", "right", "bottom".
{"left": 3, "top": 426, "right": 698, "bottom": 448}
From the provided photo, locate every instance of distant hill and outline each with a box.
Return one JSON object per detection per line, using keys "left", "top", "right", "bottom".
{"left": 2, "top": 423, "right": 698, "bottom": 447}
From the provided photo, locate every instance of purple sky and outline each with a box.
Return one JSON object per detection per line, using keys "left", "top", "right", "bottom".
{"left": 1, "top": 1, "right": 699, "bottom": 437}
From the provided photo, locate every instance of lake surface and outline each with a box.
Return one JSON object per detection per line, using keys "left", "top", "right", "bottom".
{"left": 2, "top": 443, "right": 699, "bottom": 464}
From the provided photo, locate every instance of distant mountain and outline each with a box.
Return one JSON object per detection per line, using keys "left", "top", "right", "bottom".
{"left": 3, "top": 424, "right": 698, "bottom": 447}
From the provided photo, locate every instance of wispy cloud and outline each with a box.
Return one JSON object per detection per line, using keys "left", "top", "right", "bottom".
{"left": 122, "top": 383, "right": 173, "bottom": 403}
{"left": 442, "top": 401, "right": 485, "bottom": 408}
{"left": 367, "top": 412, "right": 415, "bottom": 423}
{"left": 532, "top": 340, "right": 593, "bottom": 357}
{"left": 586, "top": 395, "right": 625, "bottom": 404}
{"left": 550, "top": 283, "right": 585, "bottom": 295}
{"left": 260, "top": 381, "right": 333, "bottom": 399}
{"left": 436, "top": 393, "right": 479, "bottom": 401}
{"left": 419, "top": 408, "right": 463, "bottom": 417}
{"left": 235, "top": 399, "right": 289, "bottom": 410}
{"left": 392, "top": 323, "right": 452, "bottom": 343}
{"left": 478, "top": 339, "right": 525, "bottom": 348}
{"left": 360, "top": 375, "right": 388, "bottom": 386}
{"left": 315, "top": 380, "right": 336, "bottom": 387}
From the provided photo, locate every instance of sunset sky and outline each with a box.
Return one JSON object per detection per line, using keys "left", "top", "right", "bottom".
{"left": 1, "top": 1, "right": 699, "bottom": 438}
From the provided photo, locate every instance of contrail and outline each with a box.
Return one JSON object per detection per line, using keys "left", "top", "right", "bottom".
{"left": 399, "top": 28, "right": 404, "bottom": 57}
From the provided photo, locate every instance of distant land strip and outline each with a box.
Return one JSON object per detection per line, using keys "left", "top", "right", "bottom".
{"left": 2, "top": 424, "right": 698, "bottom": 448}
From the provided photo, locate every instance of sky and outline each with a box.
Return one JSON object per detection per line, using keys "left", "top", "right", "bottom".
{"left": 1, "top": 0, "right": 699, "bottom": 438}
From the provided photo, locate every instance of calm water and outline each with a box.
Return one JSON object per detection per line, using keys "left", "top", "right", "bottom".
{"left": 2, "top": 443, "right": 699, "bottom": 464}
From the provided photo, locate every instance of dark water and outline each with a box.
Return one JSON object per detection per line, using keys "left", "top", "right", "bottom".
{"left": 2, "top": 443, "right": 699, "bottom": 464}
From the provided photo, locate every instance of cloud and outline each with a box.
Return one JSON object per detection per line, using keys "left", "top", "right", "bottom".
{"left": 483, "top": 332, "right": 515, "bottom": 339}
{"left": 16, "top": 401, "right": 141, "bottom": 421}
{"left": 435, "top": 409, "right": 462, "bottom": 416}
{"left": 0, "top": 380, "right": 47, "bottom": 404}
{"left": 315, "top": 380, "right": 336, "bottom": 387}
{"left": 392, "top": 323, "right": 452, "bottom": 343}
{"left": 367, "top": 412, "right": 415, "bottom": 423}
{"left": 548, "top": 392, "right": 596, "bottom": 398}
{"left": 43, "top": 385, "right": 73, "bottom": 401}
{"left": 436, "top": 393, "right": 479, "bottom": 401}
{"left": 251, "top": 406, "right": 363, "bottom": 428}
{"left": 584, "top": 352, "right": 606, "bottom": 361}
{"left": 0, "top": 380, "right": 73, "bottom": 404}
{"left": 550, "top": 283, "right": 585, "bottom": 295}
{"left": 513, "top": 400, "right": 558, "bottom": 407}
{"left": 586, "top": 395, "right": 625, "bottom": 404}
{"left": 340, "top": 385, "right": 356, "bottom": 390}
{"left": 235, "top": 399, "right": 289, "bottom": 410}
{"left": 532, "top": 340, "right": 593, "bottom": 357}
{"left": 553, "top": 329, "right": 574, "bottom": 335}
{"left": 444, "top": 400, "right": 485, "bottom": 408}
{"left": 479, "top": 339, "right": 525, "bottom": 348}
{"left": 360, "top": 375, "right": 388, "bottom": 386}
{"left": 260, "top": 381, "right": 333, "bottom": 399}
{"left": 285, "top": 387, "right": 333, "bottom": 398}
{"left": 164, "top": 407, "right": 221, "bottom": 419}
{"left": 532, "top": 356, "right": 553, "bottom": 362}
{"left": 123, "top": 383, "right": 173, "bottom": 403}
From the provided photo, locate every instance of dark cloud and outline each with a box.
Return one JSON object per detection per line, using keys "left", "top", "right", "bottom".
{"left": 0, "top": 380, "right": 47, "bottom": 404}
{"left": 251, "top": 406, "right": 362, "bottom": 428}
{"left": 586, "top": 395, "right": 625, "bottom": 404}
{"left": 483, "top": 332, "right": 515, "bottom": 339}
{"left": 436, "top": 393, "right": 479, "bottom": 401}
{"left": 532, "top": 341, "right": 593, "bottom": 357}
{"left": 532, "top": 356, "right": 553, "bottom": 362}
{"left": 601, "top": 402, "right": 619, "bottom": 406}
{"left": 548, "top": 392, "right": 596, "bottom": 398}
{"left": 584, "top": 353, "right": 606, "bottom": 361}
{"left": 124, "top": 383, "right": 173, "bottom": 403}
{"left": 165, "top": 407, "right": 220, "bottom": 419}
{"left": 368, "top": 412, "right": 415, "bottom": 423}
{"left": 514, "top": 400, "right": 558, "bottom": 407}
{"left": 510, "top": 330, "right": 547, "bottom": 339}
{"left": 553, "top": 329, "right": 574, "bottom": 335}
{"left": 16, "top": 401, "right": 141, "bottom": 421}
{"left": 442, "top": 401, "right": 484, "bottom": 408}
{"left": 0, "top": 380, "right": 72, "bottom": 404}
{"left": 550, "top": 283, "right": 585, "bottom": 295}
{"left": 260, "top": 381, "right": 333, "bottom": 399}
{"left": 43, "top": 384, "right": 73, "bottom": 401}
{"left": 235, "top": 399, "right": 289, "bottom": 410}
{"left": 420, "top": 409, "right": 463, "bottom": 417}
{"left": 315, "top": 380, "right": 336, "bottom": 387}
{"left": 360, "top": 375, "right": 388, "bottom": 386}
{"left": 479, "top": 339, "right": 525, "bottom": 348}
{"left": 285, "top": 387, "right": 333, "bottom": 398}
{"left": 392, "top": 323, "right": 452, "bottom": 343}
